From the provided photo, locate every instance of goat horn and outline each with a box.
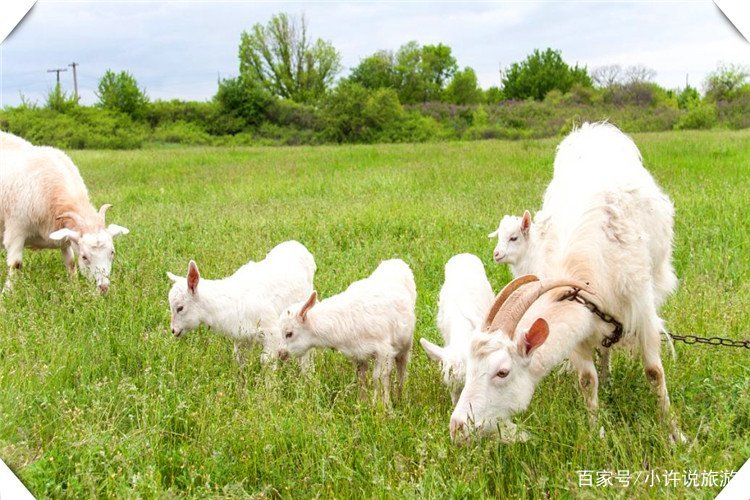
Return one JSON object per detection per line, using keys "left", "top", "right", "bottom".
{"left": 482, "top": 275, "right": 539, "bottom": 332}
{"left": 56, "top": 211, "right": 86, "bottom": 228}
{"left": 489, "top": 278, "right": 596, "bottom": 338}
{"left": 99, "top": 204, "right": 113, "bottom": 219}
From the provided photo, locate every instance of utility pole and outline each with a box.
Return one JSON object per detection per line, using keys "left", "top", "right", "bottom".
{"left": 47, "top": 67, "right": 67, "bottom": 88}
{"left": 69, "top": 62, "right": 79, "bottom": 99}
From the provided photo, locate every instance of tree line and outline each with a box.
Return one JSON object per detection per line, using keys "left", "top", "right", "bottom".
{"left": 2, "top": 12, "right": 749, "bottom": 148}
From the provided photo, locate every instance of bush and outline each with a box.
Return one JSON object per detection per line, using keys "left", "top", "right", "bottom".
{"left": 322, "top": 83, "right": 409, "bottom": 143}
{"left": 265, "top": 99, "right": 321, "bottom": 130}
{"left": 146, "top": 100, "right": 245, "bottom": 136}
{"left": 150, "top": 121, "right": 214, "bottom": 145}
{"left": 0, "top": 106, "right": 147, "bottom": 149}
{"left": 717, "top": 93, "right": 750, "bottom": 129}
{"left": 214, "top": 76, "right": 272, "bottom": 127}
{"left": 674, "top": 103, "right": 717, "bottom": 130}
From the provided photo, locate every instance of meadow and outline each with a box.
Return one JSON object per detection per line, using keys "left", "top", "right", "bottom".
{"left": 0, "top": 129, "right": 748, "bottom": 498}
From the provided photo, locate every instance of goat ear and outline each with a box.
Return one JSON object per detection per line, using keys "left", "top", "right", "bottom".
{"left": 488, "top": 229, "right": 498, "bottom": 238}
{"left": 521, "top": 210, "right": 531, "bottom": 235}
{"left": 299, "top": 290, "right": 317, "bottom": 321}
{"left": 419, "top": 338, "right": 446, "bottom": 363}
{"left": 519, "top": 318, "right": 549, "bottom": 357}
{"left": 166, "top": 271, "right": 180, "bottom": 283}
{"left": 49, "top": 228, "right": 80, "bottom": 243}
{"left": 187, "top": 260, "right": 200, "bottom": 294}
{"left": 107, "top": 224, "right": 130, "bottom": 237}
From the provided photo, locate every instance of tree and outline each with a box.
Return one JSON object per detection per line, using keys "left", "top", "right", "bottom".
{"left": 592, "top": 64, "right": 622, "bottom": 88}
{"left": 214, "top": 76, "right": 272, "bottom": 126}
{"left": 349, "top": 50, "right": 397, "bottom": 89}
{"left": 704, "top": 63, "right": 749, "bottom": 101}
{"left": 394, "top": 42, "right": 457, "bottom": 103}
{"left": 501, "top": 48, "right": 592, "bottom": 101}
{"left": 239, "top": 13, "right": 342, "bottom": 103}
{"left": 484, "top": 86, "right": 504, "bottom": 104}
{"left": 445, "top": 67, "right": 483, "bottom": 104}
{"left": 624, "top": 64, "right": 656, "bottom": 84}
{"left": 96, "top": 70, "right": 148, "bottom": 119}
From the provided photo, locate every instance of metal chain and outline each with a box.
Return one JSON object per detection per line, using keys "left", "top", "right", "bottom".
{"left": 668, "top": 333, "right": 750, "bottom": 349}
{"left": 558, "top": 288, "right": 750, "bottom": 350}
{"left": 559, "top": 288, "right": 624, "bottom": 348}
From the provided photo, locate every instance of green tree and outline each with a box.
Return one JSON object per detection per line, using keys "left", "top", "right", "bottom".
{"left": 484, "top": 86, "right": 504, "bottom": 104}
{"left": 677, "top": 85, "right": 701, "bottom": 110}
{"left": 349, "top": 50, "right": 397, "bottom": 89}
{"left": 501, "top": 48, "right": 592, "bottom": 101}
{"left": 239, "top": 13, "right": 342, "bottom": 103}
{"left": 704, "top": 63, "right": 749, "bottom": 102}
{"left": 96, "top": 70, "right": 149, "bottom": 119}
{"left": 394, "top": 42, "right": 457, "bottom": 103}
{"left": 321, "top": 81, "right": 406, "bottom": 142}
{"left": 445, "top": 67, "right": 483, "bottom": 104}
{"left": 214, "top": 76, "right": 272, "bottom": 126}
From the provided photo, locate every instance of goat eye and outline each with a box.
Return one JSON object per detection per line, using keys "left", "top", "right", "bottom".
{"left": 509, "top": 236, "right": 518, "bottom": 242}
{"left": 176, "top": 306, "right": 184, "bottom": 313}
{"left": 496, "top": 369, "right": 510, "bottom": 379}
{"left": 285, "top": 331, "right": 293, "bottom": 339}
{"left": 81, "top": 255, "right": 90, "bottom": 263}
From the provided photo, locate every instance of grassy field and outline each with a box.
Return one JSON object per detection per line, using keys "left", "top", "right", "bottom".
{"left": 1, "top": 129, "right": 749, "bottom": 497}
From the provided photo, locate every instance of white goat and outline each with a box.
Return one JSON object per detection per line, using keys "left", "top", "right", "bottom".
{"left": 487, "top": 210, "right": 540, "bottom": 278}
{"left": 167, "top": 240, "right": 316, "bottom": 370}
{"left": 421, "top": 253, "right": 494, "bottom": 404}
{"left": 277, "top": 259, "right": 416, "bottom": 405}
{"left": 451, "top": 123, "right": 682, "bottom": 444}
{"left": 0, "top": 134, "right": 129, "bottom": 293}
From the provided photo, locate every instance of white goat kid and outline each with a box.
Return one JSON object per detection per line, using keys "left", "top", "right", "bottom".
{"left": 277, "top": 259, "right": 416, "bottom": 406}
{"left": 488, "top": 210, "right": 538, "bottom": 278}
{"left": 451, "top": 123, "right": 682, "bottom": 444}
{"left": 167, "top": 240, "right": 316, "bottom": 370}
{"left": 420, "top": 253, "right": 494, "bottom": 404}
{"left": 0, "top": 137, "right": 129, "bottom": 293}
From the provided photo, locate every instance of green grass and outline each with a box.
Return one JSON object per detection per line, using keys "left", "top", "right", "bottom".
{"left": 1, "top": 130, "right": 749, "bottom": 498}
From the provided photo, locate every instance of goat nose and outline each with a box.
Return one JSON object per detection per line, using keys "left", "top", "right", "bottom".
{"left": 493, "top": 251, "right": 501, "bottom": 262}
{"left": 278, "top": 350, "right": 289, "bottom": 361}
{"left": 98, "top": 283, "right": 110, "bottom": 294}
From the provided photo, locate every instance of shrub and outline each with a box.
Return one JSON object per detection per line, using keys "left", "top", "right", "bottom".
{"left": 150, "top": 121, "right": 214, "bottom": 145}
{"left": 265, "top": 99, "right": 321, "bottom": 130}
{"left": 214, "top": 76, "right": 272, "bottom": 127}
{"left": 45, "top": 86, "right": 79, "bottom": 113}
{"left": 0, "top": 106, "right": 147, "bottom": 149}
{"left": 674, "top": 103, "right": 717, "bottom": 130}
{"left": 717, "top": 94, "right": 750, "bottom": 129}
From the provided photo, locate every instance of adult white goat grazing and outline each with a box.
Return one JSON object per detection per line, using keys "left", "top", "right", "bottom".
{"left": 450, "top": 123, "right": 682, "bottom": 444}
{"left": 167, "top": 240, "right": 316, "bottom": 371}
{"left": 0, "top": 135, "right": 129, "bottom": 293}
{"left": 421, "top": 253, "right": 494, "bottom": 404}
{"left": 277, "top": 259, "right": 416, "bottom": 406}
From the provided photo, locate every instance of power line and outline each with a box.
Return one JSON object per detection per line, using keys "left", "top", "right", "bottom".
{"left": 68, "top": 62, "right": 79, "bottom": 99}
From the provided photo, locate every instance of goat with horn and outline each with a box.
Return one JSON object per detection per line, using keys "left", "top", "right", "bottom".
{"left": 1, "top": 134, "right": 129, "bottom": 294}
{"left": 450, "top": 123, "right": 682, "bottom": 444}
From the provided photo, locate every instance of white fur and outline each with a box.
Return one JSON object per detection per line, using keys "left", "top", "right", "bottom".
{"left": 167, "top": 240, "right": 316, "bottom": 370}
{"left": 488, "top": 210, "right": 541, "bottom": 278}
{"left": 421, "top": 253, "right": 494, "bottom": 404}
{"left": 0, "top": 133, "right": 129, "bottom": 293}
{"left": 451, "top": 123, "right": 681, "bottom": 443}
{"left": 277, "top": 259, "right": 416, "bottom": 405}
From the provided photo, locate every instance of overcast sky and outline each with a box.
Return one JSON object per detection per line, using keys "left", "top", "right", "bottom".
{"left": 0, "top": 1, "right": 748, "bottom": 107}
